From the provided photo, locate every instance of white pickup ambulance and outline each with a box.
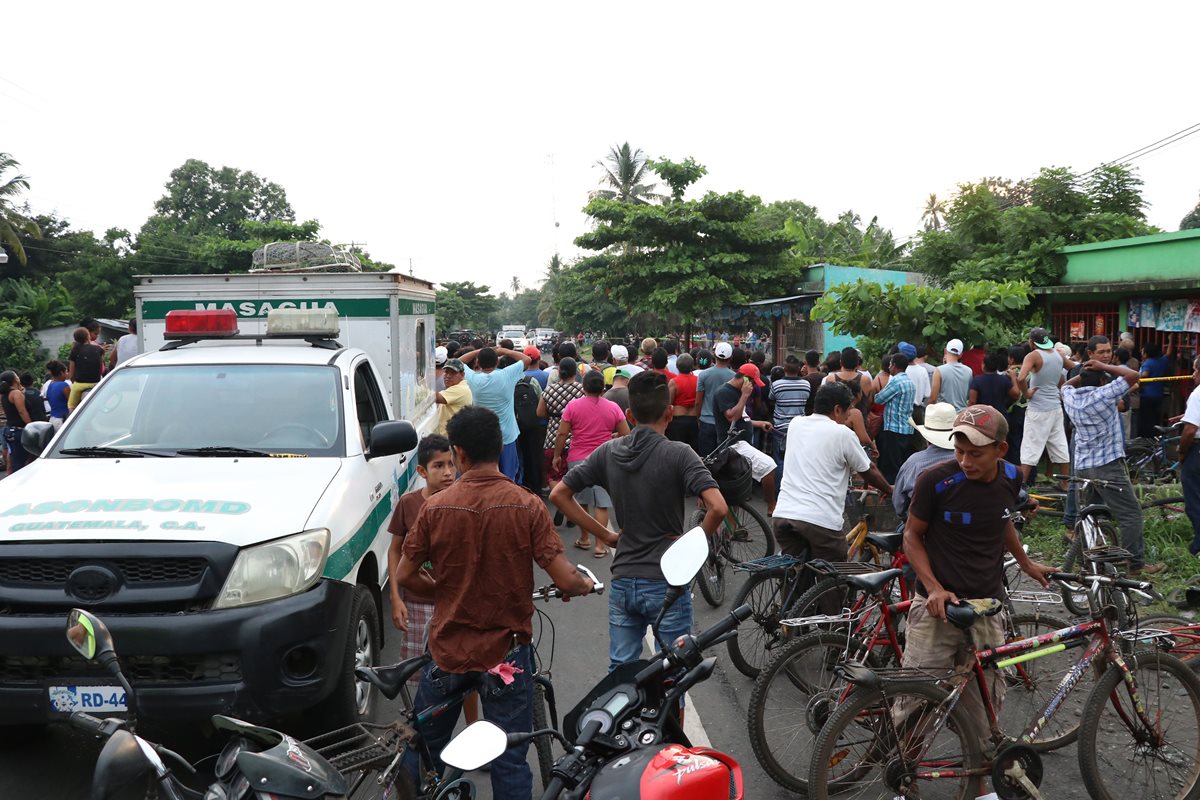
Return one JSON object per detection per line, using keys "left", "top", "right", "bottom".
{"left": 0, "top": 271, "right": 436, "bottom": 736}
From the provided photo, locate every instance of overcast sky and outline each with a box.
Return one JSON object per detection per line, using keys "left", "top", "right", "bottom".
{"left": 4, "top": 2, "right": 1199, "bottom": 293}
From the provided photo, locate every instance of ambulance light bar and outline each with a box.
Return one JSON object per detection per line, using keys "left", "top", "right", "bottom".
{"left": 164, "top": 309, "right": 239, "bottom": 337}
{"left": 265, "top": 308, "right": 340, "bottom": 338}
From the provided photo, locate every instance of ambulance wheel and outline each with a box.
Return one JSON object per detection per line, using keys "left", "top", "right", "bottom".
{"left": 311, "top": 585, "right": 380, "bottom": 732}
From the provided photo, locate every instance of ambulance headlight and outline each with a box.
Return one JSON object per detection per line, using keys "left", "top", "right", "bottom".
{"left": 213, "top": 529, "right": 330, "bottom": 609}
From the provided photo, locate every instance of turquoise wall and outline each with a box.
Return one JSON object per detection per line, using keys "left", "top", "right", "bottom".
{"left": 816, "top": 265, "right": 917, "bottom": 355}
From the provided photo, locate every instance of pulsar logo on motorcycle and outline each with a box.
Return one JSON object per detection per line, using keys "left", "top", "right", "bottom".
{"left": 284, "top": 737, "right": 313, "bottom": 772}
{"left": 66, "top": 566, "right": 118, "bottom": 603}
{"left": 668, "top": 753, "right": 717, "bottom": 786}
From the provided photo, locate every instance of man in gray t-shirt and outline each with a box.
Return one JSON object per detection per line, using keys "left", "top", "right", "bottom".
{"left": 1016, "top": 327, "right": 1072, "bottom": 484}
{"left": 551, "top": 371, "right": 726, "bottom": 672}
{"left": 930, "top": 338, "right": 973, "bottom": 412}
{"left": 696, "top": 342, "right": 737, "bottom": 455}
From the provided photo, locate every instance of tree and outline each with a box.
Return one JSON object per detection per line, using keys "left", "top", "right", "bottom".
{"left": 751, "top": 200, "right": 904, "bottom": 269}
{"left": 151, "top": 158, "right": 294, "bottom": 237}
{"left": 435, "top": 281, "right": 498, "bottom": 333}
{"left": 1180, "top": 193, "right": 1200, "bottom": 230}
{"left": 1087, "top": 164, "right": 1147, "bottom": 220}
{"left": 591, "top": 143, "right": 667, "bottom": 205}
{"left": 0, "top": 153, "right": 41, "bottom": 267}
{"left": 812, "top": 280, "right": 1034, "bottom": 361}
{"left": 0, "top": 279, "right": 78, "bottom": 330}
{"left": 921, "top": 193, "right": 947, "bottom": 231}
{"left": 0, "top": 318, "right": 46, "bottom": 377}
{"left": 575, "top": 158, "right": 797, "bottom": 325}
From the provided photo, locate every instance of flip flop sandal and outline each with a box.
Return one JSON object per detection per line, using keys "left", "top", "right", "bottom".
{"left": 573, "top": 540, "right": 591, "bottom": 550}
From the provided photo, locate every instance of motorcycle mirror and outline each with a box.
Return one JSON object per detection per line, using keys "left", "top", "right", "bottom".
{"left": 660, "top": 527, "right": 709, "bottom": 587}
{"left": 66, "top": 608, "right": 114, "bottom": 663}
{"left": 440, "top": 721, "right": 508, "bottom": 771}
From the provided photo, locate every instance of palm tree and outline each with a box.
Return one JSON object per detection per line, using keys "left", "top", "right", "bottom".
{"left": 921, "top": 193, "right": 947, "bottom": 231}
{"left": 510, "top": 275, "right": 522, "bottom": 295}
{"left": 592, "top": 143, "right": 667, "bottom": 205}
{"left": 0, "top": 153, "right": 41, "bottom": 265}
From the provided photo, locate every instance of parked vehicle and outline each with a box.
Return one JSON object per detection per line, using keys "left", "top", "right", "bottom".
{"left": 0, "top": 274, "right": 436, "bottom": 737}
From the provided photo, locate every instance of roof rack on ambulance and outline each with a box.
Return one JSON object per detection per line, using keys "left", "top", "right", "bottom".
{"left": 160, "top": 308, "right": 343, "bottom": 350}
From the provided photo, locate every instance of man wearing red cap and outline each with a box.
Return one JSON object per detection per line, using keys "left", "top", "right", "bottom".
{"left": 902, "top": 404, "right": 1056, "bottom": 786}
{"left": 712, "top": 351, "right": 778, "bottom": 513}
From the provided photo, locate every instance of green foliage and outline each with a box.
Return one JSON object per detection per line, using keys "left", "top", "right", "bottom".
{"left": 752, "top": 202, "right": 904, "bottom": 269}
{"left": 435, "top": 281, "right": 498, "bottom": 333}
{"left": 592, "top": 143, "right": 667, "bottom": 205}
{"left": 812, "top": 279, "right": 1034, "bottom": 355}
{"left": 909, "top": 165, "right": 1154, "bottom": 288}
{"left": 1180, "top": 195, "right": 1200, "bottom": 231}
{"left": 648, "top": 157, "right": 707, "bottom": 203}
{"left": 575, "top": 158, "right": 797, "bottom": 324}
{"left": 0, "top": 153, "right": 40, "bottom": 267}
{"left": 0, "top": 279, "right": 78, "bottom": 329}
{"left": 57, "top": 342, "right": 73, "bottom": 361}
{"left": 0, "top": 319, "right": 46, "bottom": 377}
{"left": 151, "top": 158, "right": 294, "bottom": 237}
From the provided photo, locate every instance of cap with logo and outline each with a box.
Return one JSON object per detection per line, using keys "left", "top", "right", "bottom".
{"left": 951, "top": 404, "right": 1009, "bottom": 446}
{"left": 1028, "top": 327, "right": 1054, "bottom": 350}
{"left": 911, "top": 402, "right": 956, "bottom": 449}
{"left": 945, "top": 338, "right": 964, "bottom": 356}
{"left": 714, "top": 342, "right": 733, "bottom": 360}
{"left": 443, "top": 358, "right": 466, "bottom": 373}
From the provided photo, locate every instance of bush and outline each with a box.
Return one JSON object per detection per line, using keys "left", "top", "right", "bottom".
{"left": 0, "top": 319, "right": 46, "bottom": 378}
{"left": 58, "top": 342, "right": 73, "bottom": 361}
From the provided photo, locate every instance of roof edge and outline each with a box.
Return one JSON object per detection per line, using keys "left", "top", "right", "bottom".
{"left": 1057, "top": 227, "right": 1200, "bottom": 254}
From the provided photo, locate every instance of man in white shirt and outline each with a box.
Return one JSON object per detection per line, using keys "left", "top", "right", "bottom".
{"left": 109, "top": 319, "right": 139, "bottom": 369}
{"left": 773, "top": 382, "right": 892, "bottom": 563}
{"left": 1178, "top": 356, "right": 1200, "bottom": 556}
{"left": 899, "top": 340, "right": 931, "bottom": 423}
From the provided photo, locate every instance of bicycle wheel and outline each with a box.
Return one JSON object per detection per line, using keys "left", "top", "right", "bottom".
{"left": 1078, "top": 650, "right": 1200, "bottom": 800}
{"left": 689, "top": 508, "right": 726, "bottom": 607}
{"left": 784, "top": 576, "right": 876, "bottom": 639}
{"left": 748, "top": 632, "right": 880, "bottom": 794}
{"left": 808, "top": 678, "right": 982, "bottom": 800}
{"left": 998, "top": 611, "right": 1082, "bottom": 751}
{"left": 531, "top": 681, "right": 554, "bottom": 792}
{"left": 1138, "top": 615, "right": 1200, "bottom": 667}
{"left": 724, "top": 501, "right": 775, "bottom": 563}
{"left": 727, "top": 568, "right": 791, "bottom": 678}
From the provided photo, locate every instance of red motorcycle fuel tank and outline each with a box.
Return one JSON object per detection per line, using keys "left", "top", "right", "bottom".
{"left": 588, "top": 743, "right": 744, "bottom": 800}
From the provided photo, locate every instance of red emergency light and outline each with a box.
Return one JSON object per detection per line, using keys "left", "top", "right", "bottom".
{"left": 164, "top": 309, "right": 240, "bottom": 337}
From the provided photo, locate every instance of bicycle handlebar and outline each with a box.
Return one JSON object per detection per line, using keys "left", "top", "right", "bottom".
{"left": 1049, "top": 475, "right": 1124, "bottom": 489}
{"left": 533, "top": 564, "right": 605, "bottom": 602}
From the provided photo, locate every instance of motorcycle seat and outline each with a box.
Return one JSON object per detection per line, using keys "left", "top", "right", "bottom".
{"left": 356, "top": 653, "right": 432, "bottom": 700}
{"left": 865, "top": 531, "right": 905, "bottom": 554}
{"left": 843, "top": 568, "right": 902, "bottom": 594}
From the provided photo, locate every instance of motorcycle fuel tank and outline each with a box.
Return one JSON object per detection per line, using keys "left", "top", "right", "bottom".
{"left": 589, "top": 742, "right": 743, "bottom": 800}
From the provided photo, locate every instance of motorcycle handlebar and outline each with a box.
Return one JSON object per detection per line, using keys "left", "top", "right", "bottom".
{"left": 539, "top": 776, "right": 566, "bottom": 800}
{"left": 70, "top": 711, "right": 107, "bottom": 735}
{"left": 693, "top": 603, "right": 753, "bottom": 652}
{"left": 637, "top": 604, "right": 752, "bottom": 686}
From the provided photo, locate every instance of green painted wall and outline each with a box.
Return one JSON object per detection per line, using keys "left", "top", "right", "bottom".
{"left": 1061, "top": 228, "right": 1200, "bottom": 284}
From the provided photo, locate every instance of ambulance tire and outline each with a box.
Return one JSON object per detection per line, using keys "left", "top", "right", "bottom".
{"left": 311, "top": 585, "right": 380, "bottom": 733}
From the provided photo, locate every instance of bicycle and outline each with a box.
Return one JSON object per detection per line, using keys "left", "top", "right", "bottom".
{"left": 352, "top": 567, "right": 604, "bottom": 798}
{"left": 723, "top": 488, "right": 886, "bottom": 679}
{"left": 747, "top": 559, "right": 1071, "bottom": 793}
{"left": 1056, "top": 473, "right": 1139, "bottom": 618}
{"left": 807, "top": 570, "right": 1200, "bottom": 800}
{"left": 689, "top": 427, "right": 775, "bottom": 607}
{"left": 1128, "top": 422, "right": 1183, "bottom": 485}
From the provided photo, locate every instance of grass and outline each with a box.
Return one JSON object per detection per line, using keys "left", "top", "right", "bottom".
{"left": 1021, "top": 499, "right": 1200, "bottom": 616}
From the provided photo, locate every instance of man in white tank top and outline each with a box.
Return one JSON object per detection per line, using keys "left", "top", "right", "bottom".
{"left": 1016, "top": 327, "right": 1073, "bottom": 484}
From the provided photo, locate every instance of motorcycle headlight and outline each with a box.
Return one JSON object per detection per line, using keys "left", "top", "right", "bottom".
{"left": 213, "top": 529, "right": 330, "bottom": 609}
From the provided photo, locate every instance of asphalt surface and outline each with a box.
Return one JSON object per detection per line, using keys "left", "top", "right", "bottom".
{"left": 0, "top": 495, "right": 1105, "bottom": 799}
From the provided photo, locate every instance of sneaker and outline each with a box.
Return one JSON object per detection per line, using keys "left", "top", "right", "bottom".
{"left": 1131, "top": 563, "right": 1165, "bottom": 577}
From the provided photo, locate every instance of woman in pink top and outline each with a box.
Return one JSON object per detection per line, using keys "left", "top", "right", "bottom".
{"left": 553, "top": 370, "right": 630, "bottom": 557}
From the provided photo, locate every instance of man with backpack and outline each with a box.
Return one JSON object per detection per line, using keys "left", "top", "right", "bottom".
{"left": 516, "top": 348, "right": 546, "bottom": 493}
{"left": 457, "top": 345, "right": 534, "bottom": 482}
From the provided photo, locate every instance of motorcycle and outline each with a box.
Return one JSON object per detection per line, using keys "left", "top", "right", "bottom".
{"left": 439, "top": 526, "right": 750, "bottom": 800}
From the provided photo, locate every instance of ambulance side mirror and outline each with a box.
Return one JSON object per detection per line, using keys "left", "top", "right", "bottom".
{"left": 367, "top": 420, "right": 418, "bottom": 460}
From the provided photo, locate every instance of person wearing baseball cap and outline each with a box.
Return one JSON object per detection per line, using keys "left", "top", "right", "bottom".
{"left": 1015, "top": 327, "right": 1075, "bottom": 485}
{"left": 695, "top": 344, "right": 738, "bottom": 455}
{"left": 929, "top": 338, "right": 973, "bottom": 412}
{"left": 712, "top": 354, "right": 778, "bottom": 513}
{"left": 434, "top": 345, "right": 449, "bottom": 391}
{"left": 603, "top": 344, "right": 630, "bottom": 389}
{"left": 434, "top": 358, "right": 472, "bottom": 436}
{"left": 903, "top": 403, "right": 1056, "bottom": 756}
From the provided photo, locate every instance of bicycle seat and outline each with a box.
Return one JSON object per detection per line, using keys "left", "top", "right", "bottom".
{"left": 844, "top": 568, "right": 902, "bottom": 594}
{"left": 356, "top": 653, "right": 432, "bottom": 700}
{"left": 945, "top": 598, "right": 1004, "bottom": 629}
{"left": 865, "top": 531, "right": 905, "bottom": 554}
{"left": 1077, "top": 503, "right": 1112, "bottom": 519}
{"left": 835, "top": 661, "right": 882, "bottom": 690}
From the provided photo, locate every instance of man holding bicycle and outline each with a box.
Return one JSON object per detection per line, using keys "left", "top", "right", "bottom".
{"left": 1061, "top": 358, "right": 1163, "bottom": 576}
{"left": 397, "top": 406, "right": 594, "bottom": 800}
{"left": 903, "top": 405, "right": 1056, "bottom": 794}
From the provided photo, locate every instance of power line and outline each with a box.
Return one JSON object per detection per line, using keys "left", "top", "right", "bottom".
{"left": 1086, "top": 121, "right": 1200, "bottom": 173}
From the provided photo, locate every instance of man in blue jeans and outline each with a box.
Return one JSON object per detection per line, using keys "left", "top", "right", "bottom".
{"left": 551, "top": 371, "right": 727, "bottom": 680}
{"left": 398, "top": 406, "right": 594, "bottom": 798}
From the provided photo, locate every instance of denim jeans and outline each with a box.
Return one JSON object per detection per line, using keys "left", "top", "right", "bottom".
{"left": 1070, "top": 460, "right": 1146, "bottom": 568}
{"left": 404, "top": 644, "right": 534, "bottom": 799}
{"left": 1182, "top": 448, "right": 1200, "bottom": 555}
{"left": 498, "top": 440, "right": 524, "bottom": 484}
{"left": 608, "top": 577, "right": 693, "bottom": 672}
{"left": 771, "top": 431, "right": 786, "bottom": 484}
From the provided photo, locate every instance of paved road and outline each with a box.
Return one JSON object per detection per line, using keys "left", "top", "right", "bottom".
{"left": 0, "top": 497, "right": 1093, "bottom": 799}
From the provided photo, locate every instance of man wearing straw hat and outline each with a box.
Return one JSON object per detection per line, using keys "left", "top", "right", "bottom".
{"left": 892, "top": 402, "right": 959, "bottom": 519}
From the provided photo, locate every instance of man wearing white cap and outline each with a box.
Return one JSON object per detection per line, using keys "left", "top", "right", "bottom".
{"left": 435, "top": 345, "right": 448, "bottom": 391}
{"left": 929, "top": 338, "right": 973, "bottom": 412}
{"left": 603, "top": 344, "right": 631, "bottom": 388}
{"left": 1016, "top": 327, "right": 1071, "bottom": 484}
{"left": 695, "top": 342, "right": 736, "bottom": 455}
{"left": 892, "top": 402, "right": 958, "bottom": 519}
